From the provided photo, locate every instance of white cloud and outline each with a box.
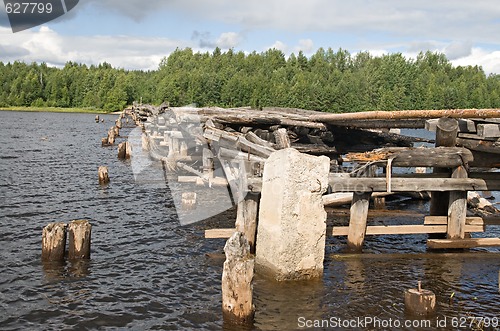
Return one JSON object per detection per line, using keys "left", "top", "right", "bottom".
{"left": 451, "top": 48, "right": 500, "bottom": 75}
{"left": 215, "top": 32, "right": 243, "bottom": 49}
{"left": 0, "top": 26, "right": 188, "bottom": 70}
{"left": 295, "top": 39, "right": 314, "bottom": 53}
{"left": 269, "top": 41, "right": 288, "bottom": 53}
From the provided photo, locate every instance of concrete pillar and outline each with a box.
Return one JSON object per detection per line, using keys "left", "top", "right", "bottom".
{"left": 255, "top": 148, "right": 330, "bottom": 281}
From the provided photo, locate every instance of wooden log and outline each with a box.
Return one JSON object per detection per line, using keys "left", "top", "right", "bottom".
{"left": 218, "top": 147, "right": 267, "bottom": 163}
{"left": 67, "top": 220, "right": 91, "bottom": 260}
{"left": 447, "top": 166, "right": 468, "bottom": 239}
{"left": 181, "top": 192, "right": 197, "bottom": 210}
{"left": 332, "top": 224, "right": 484, "bottom": 236}
{"left": 327, "top": 176, "right": 500, "bottom": 192}
{"left": 428, "top": 238, "right": 500, "bottom": 249}
{"left": 322, "top": 192, "right": 392, "bottom": 207}
{"left": 310, "top": 108, "right": 500, "bottom": 123}
{"left": 107, "top": 127, "right": 116, "bottom": 145}
{"left": 235, "top": 193, "right": 259, "bottom": 253}
{"left": 244, "top": 131, "right": 275, "bottom": 149}
{"left": 347, "top": 192, "right": 372, "bottom": 251}
{"left": 345, "top": 147, "right": 473, "bottom": 168}
{"left": 426, "top": 118, "right": 476, "bottom": 133}
{"left": 273, "top": 128, "right": 291, "bottom": 149}
{"left": 205, "top": 228, "right": 236, "bottom": 239}
{"left": 236, "top": 136, "right": 274, "bottom": 158}
{"left": 42, "top": 222, "right": 67, "bottom": 262}
{"left": 222, "top": 232, "right": 255, "bottom": 325}
{"left": 98, "top": 166, "right": 110, "bottom": 184}
{"left": 404, "top": 281, "right": 436, "bottom": 316}
{"left": 456, "top": 137, "right": 500, "bottom": 154}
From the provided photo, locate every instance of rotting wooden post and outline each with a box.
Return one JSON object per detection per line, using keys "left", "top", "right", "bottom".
{"left": 447, "top": 166, "right": 468, "bottom": 239}
{"left": 68, "top": 220, "right": 92, "bottom": 260}
{"left": 347, "top": 192, "right": 372, "bottom": 251}
{"left": 181, "top": 192, "right": 197, "bottom": 210}
{"left": 235, "top": 193, "right": 259, "bottom": 253}
{"left": 222, "top": 232, "right": 255, "bottom": 326}
{"left": 95, "top": 115, "right": 100, "bottom": 123}
{"left": 42, "top": 223, "right": 67, "bottom": 262}
{"left": 98, "top": 166, "right": 110, "bottom": 185}
{"left": 404, "top": 281, "right": 436, "bottom": 316}
{"left": 115, "top": 118, "right": 122, "bottom": 129}
{"left": 430, "top": 118, "right": 458, "bottom": 217}
{"left": 273, "top": 128, "right": 291, "bottom": 149}
{"left": 142, "top": 134, "right": 150, "bottom": 151}
{"left": 117, "top": 142, "right": 131, "bottom": 159}
{"left": 113, "top": 126, "right": 120, "bottom": 137}
{"left": 107, "top": 127, "right": 116, "bottom": 145}
{"left": 202, "top": 148, "right": 214, "bottom": 179}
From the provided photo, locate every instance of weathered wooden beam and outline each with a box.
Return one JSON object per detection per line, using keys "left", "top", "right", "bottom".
{"left": 345, "top": 147, "right": 473, "bottom": 168}
{"left": 427, "top": 238, "right": 500, "bottom": 249}
{"left": 328, "top": 177, "right": 500, "bottom": 192}
{"left": 457, "top": 137, "right": 500, "bottom": 154}
{"left": 333, "top": 224, "right": 484, "bottom": 236}
{"left": 477, "top": 123, "right": 500, "bottom": 138}
{"left": 447, "top": 166, "right": 468, "bottom": 239}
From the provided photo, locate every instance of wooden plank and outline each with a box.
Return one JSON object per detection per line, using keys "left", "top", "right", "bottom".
{"left": 205, "top": 228, "right": 235, "bottom": 239}
{"left": 427, "top": 238, "right": 500, "bottom": 249}
{"left": 424, "top": 216, "right": 484, "bottom": 225}
{"left": 328, "top": 177, "right": 500, "bottom": 192}
{"left": 333, "top": 224, "right": 484, "bottom": 236}
{"left": 477, "top": 123, "right": 500, "bottom": 138}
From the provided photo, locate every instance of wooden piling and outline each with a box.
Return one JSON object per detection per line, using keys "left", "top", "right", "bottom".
{"left": 447, "top": 166, "right": 468, "bottom": 239}
{"left": 95, "top": 115, "right": 100, "bottom": 123}
{"left": 202, "top": 148, "right": 214, "bottom": 179}
{"left": 42, "top": 223, "right": 67, "bottom": 262}
{"left": 67, "top": 220, "right": 92, "bottom": 260}
{"left": 98, "top": 166, "right": 110, "bottom": 184}
{"left": 181, "top": 192, "right": 197, "bottom": 210}
{"left": 235, "top": 193, "right": 259, "bottom": 253}
{"left": 222, "top": 232, "right": 255, "bottom": 325}
{"left": 404, "top": 281, "right": 436, "bottom": 316}
{"left": 347, "top": 192, "right": 372, "bottom": 251}
{"left": 430, "top": 118, "right": 458, "bottom": 217}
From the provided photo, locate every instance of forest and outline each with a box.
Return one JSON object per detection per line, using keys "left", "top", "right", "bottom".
{"left": 1, "top": 47, "right": 500, "bottom": 113}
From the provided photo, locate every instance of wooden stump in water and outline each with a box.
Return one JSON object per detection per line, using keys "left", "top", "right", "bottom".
{"left": 404, "top": 281, "right": 436, "bottom": 316}
{"left": 107, "top": 127, "right": 116, "bottom": 145}
{"left": 113, "top": 126, "right": 120, "bottom": 137}
{"left": 68, "top": 220, "right": 92, "bottom": 260}
{"left": 95, "top": 115, "right": 100, "bottom": 123}
{"left": 222, "top": 232, "right": 255, "bottom": 326}
{"left": 98, "top": 166, "right": 110, "bottom": 184}
{"left": 181, "top": 192, "right": 197, "bottom": 210}
{"left": 42, "top": 223, "right": 67, "bottom": 262}
{"left": 117, "top": 142, "right": 131, "bottom": 159}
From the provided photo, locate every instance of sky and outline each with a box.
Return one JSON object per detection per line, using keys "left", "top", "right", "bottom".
{"left": 1, "top": 0, "right": 500, "bottom": 74}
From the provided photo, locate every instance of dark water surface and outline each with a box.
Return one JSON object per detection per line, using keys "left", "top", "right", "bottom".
{"left": 0, "top": 111, "right": 499, "bottom": 330}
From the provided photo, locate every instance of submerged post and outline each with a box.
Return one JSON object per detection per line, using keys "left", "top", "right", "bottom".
{"left": 255, "top": 148, "right": 329, "bottom": 281}
{"left": 222, "top": 232, "right": 255, "bottom": 325}
{"left": 347, "top": 192, "right": 372, "bottom": 251}
{"left": 98, "top": 166, "right": 110, "bottom": 184}
{"left": 404, "top": 281, "right": 436, "bottom": 316}
{"left": 447, "top": 166, "right": 468, "bottom": 239}
{"left": 42, "top": 223, "right": 67, "bottom": 262}
{"left": 67, "top": 220, "right": 92, "bottom": 260}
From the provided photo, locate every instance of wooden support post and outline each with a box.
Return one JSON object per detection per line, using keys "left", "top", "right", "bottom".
{"left": 447, "top": 166, "right": 468, "bottom": 239}
{"left": 202, "top": 148, "right": 214, "bottom": 179}
{"left": 181, "top": 192, "right": 197, "bottom": 210}
{"left": 222, "top": 232, "right": 255, "bottom": 326}
{"left": 95, "top": 115, "right": 100, "bottom": 123}
{"left": 404, "top": 281, "right": 436, "bottom": 316}
{"left": 107, "top": 127, "right": 116, "bottom": 145}
{"left": 68, "top": 220, "right": 92, "bottom": 260}
{"left": 42, "top": 223, "right": 67, "bottom": 262}
{"left": 430, "top": 118, "right": 458, "bottom": 217}
{"left": 98, "top": 166, "right": 110, "bottom": 184}
{"left": 347, "top": 192, "right": 372, "bottom": 251}
{"left": 179, "top": 141, "right": 188, "bottom": 157}
{"left": 235, "top": 193, "right": 259, "bottom": 253}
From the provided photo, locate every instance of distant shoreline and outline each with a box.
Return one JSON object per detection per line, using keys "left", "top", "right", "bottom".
{"left": 0, "top": 106, "right": 112, "bottom": 114}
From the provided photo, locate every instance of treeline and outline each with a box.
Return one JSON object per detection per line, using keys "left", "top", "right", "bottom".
{"left": 1, "top": 48, "right": 500, "bottom": 112}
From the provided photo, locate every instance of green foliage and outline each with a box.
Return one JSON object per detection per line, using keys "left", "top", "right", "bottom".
{"left": 1, "top": 49, "right": 500, "bottom": 112}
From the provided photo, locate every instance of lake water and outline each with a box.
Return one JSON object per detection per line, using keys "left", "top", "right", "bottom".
{"left": 0, "top": 111, "right": 499, "bottom": 330}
